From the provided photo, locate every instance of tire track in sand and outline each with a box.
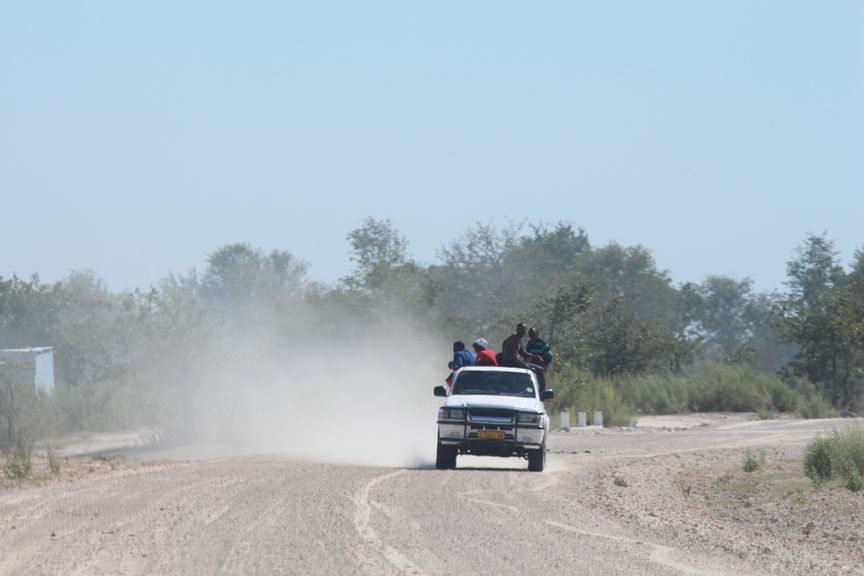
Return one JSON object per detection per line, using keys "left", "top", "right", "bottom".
{"left": 353, "top": 470, "right": 427, "bottom": 576}
{"left": 545, "top": 520, "right": 763, "bottom": 576}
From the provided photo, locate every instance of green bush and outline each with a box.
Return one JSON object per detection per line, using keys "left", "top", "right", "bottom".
{"left": 846, "top": 470, "right": 864, "bottom": 492}
{"left": 54, "top": 378, "right": 185, "bottom": 436}
{"left": 574, "top": 378, "right": 633, "bottom": 427}
{"left": 47, "top": 444, "right": 60, "bottom": 476}
{"left": 0, "top": 370, "right": 59, "bottom": 451}
{"left": 743, "top": 451, "right": 761, "bottom": 473}
{"left": 3, "top": 439, "right": 33, "bottom": 480}
{"left": 769, "top": 380, "right": 800, "bottom": 412}
{"left": 618, "top": 374, "right": 688, "bottom": 414}
{"left": 698, "top": 378, "right": 764, "bottom": 411}
{"left": 798, "top": 396, "right": 839, "bottom": 419}
{"left": 804, "top": 436, "right": 835, "bottom": 483}
{"left": 835, "top": 427, "right": 864, "bottom": 480}
{"left": 549, "top": 367, "right": 633, "bottom": 427}
{"left": 685, "top": 363, "right": 792, "bottom": 412}
{"left": 55, "top": 381, "right": 140, "bottom": 433}
{"left": 803, "top": 427, "right": 864, "bottom": 491}
{"left": 549, "top": 361, "right": 804, "bottom": 423}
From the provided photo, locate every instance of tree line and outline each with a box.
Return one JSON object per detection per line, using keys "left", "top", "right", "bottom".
{"left": 1, "top": 219, "right": 862, "bottom": 446}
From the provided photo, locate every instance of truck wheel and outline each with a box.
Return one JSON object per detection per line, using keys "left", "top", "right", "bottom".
{"left": 527, "top": 442, "right": 545, "bottom": 472}
{"left": 436, "top": 442, "right": 457, "bottom": 470}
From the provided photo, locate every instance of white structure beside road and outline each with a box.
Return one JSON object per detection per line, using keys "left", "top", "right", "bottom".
{"left": 0, "top": 347, "right": 55, "bottom": 393}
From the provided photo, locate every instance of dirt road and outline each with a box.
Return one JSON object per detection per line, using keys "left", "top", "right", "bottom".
{"left": 1, "top": 416, "right": 861, "bottom": 575}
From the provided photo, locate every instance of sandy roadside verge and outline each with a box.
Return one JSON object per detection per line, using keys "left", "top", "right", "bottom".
{"left": 551, "top": 417, "right": 864, "bottom": 575}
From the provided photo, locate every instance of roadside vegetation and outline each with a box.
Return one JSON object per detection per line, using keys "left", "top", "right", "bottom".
{"left": 705, "top": 455, "right": 861, "bottom": 549}
{"left": 743, "top": 451, "right": 763, "bottom": 473}
{"left": 550, "top": 362, "right": 807, "bottom": 427}
{"left": 2, "top": 441, "right": 65, "bottom": 485}
{"left": 3, "top": 439, "right": 32, "bottom": 480}
{"left": 803, "top": 427, "right": 864, "bottom": 491}
{"left": 1, "top": 221, "right": 863, "bottom": 453}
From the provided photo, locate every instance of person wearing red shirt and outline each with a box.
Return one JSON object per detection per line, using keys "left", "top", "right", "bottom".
{"left": 472, "top": 338, "right": 499, "bottom": 366}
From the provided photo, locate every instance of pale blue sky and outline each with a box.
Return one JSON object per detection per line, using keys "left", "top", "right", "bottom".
{"left": 2, "top": 1, "right": 862, "bottom": 293}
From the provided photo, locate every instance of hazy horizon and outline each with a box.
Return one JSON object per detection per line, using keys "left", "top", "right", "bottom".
{"left": 1, "top": 223, "right": 861, "bottom": 296}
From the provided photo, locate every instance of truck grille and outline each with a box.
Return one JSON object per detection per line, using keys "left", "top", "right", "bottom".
{"left": 468, "top": 408, "right": 515, "bottom": 423}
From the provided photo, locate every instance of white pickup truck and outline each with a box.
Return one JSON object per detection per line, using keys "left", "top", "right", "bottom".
{"left": 434, "top": 366, "right": 554, "bottom": 472}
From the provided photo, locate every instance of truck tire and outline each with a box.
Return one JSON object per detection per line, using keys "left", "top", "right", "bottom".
{"left": 436, "top": 442, "right": 457, "bottom": 470}
{"left": 527, "top": 441, "right": 545, "bottom": 472}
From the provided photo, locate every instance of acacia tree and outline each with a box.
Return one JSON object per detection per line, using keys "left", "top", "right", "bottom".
{"left": 574, "top": 243, "right": 686, "bottom": 334}
{"left": 529, "top": 283, "right": 592, "bottom": 367}
{"left": 517, "top": 223, "right": 590, "bottom": 279}
{"left": 201, "top": 243, "right": 307, "bottom": 310}
{"left": 424, "top": 222, "right": 699, "bottom": 373}
{"left": 344, "top": 218, "right": 409, "bottom": 291}
{"left": 437, "top": 223, "right": 519, "bottom": 302}
{"left": 0, "top": 274, "right": 67, "bottom": 349}
{"left": 781, "top": 280, "right": 864, "bottom": 409}
{"left": 785, "top": 233, "right": 844, "bottom": 308}
{"left": 341, "top": 218, "right": 433, "bottom": 329}
{"left": 585, "top": 296, "right": 696, "bottom": 378}
{"left": 850, "top": 248, "right": 864, "bottom": 282}
{"left": 779, "top": 235, "right": 864, "bottom": 409}
{"left": 684, "top": 275, "right": 756, "bottom": 361}
{"left": 430, "top": 223, "right": 523, "bottom": 337}
{"left": 503, "top": 223, "right": 590, "bottom": 306}
{"left": 742, "top": 291, "right": 793, "bottom": 373}
{"left": 54, "top": 271, "right": 120, "bottom": 387}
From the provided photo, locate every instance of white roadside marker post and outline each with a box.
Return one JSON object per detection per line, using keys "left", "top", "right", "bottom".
{"left": 560, "top": 411, "right": 570, "bottom": 430}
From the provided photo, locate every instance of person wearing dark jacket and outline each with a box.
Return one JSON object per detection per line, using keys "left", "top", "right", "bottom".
{"left": 501, "top": 323, "right": 546, "bottom": 392}
{"left": 526, "top": 328, "right": 552, "bottom": 368}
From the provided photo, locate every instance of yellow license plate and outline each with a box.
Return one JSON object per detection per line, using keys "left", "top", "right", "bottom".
{"left": 477, "top": 430, "right": 505, "bottom": 440}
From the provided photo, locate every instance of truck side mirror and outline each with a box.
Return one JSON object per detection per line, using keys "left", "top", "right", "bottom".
{"left": 434, "top": 385, "right": 448, "bottom": 397}
{"left": 540, "top": 389, "right": 554, "bottom": 401}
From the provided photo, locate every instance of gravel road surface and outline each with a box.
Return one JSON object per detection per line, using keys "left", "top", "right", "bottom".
{"left": 1, "top": 416, "right": 861, "bottom": 575}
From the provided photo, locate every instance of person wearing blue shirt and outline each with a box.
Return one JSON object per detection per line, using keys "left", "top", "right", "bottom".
{"left": 452, "top": 341, "right": 476, "bottom": 368}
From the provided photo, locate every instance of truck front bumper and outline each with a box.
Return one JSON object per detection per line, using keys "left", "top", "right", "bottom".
{"left": 438, "top": 421, "right": 545, "bottom": 454}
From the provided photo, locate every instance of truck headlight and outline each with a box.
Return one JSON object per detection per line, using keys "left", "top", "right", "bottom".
{"left": 517, "top": 412, "right": 542, "bottom": 425}
{"left": 438, "top": 407, "right": 466, "bottom": 420}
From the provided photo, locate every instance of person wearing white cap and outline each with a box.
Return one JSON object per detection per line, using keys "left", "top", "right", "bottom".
{"left": 472, "top": 338, "right": 498, "bottom": 366}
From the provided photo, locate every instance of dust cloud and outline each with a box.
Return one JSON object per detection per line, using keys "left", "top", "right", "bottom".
{"left": 168, "top": 315, "right": 448, "bottom": 468}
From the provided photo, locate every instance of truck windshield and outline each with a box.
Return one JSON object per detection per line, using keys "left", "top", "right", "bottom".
{"left": 452, "top": 371, "right": 536, "bottom": 398}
